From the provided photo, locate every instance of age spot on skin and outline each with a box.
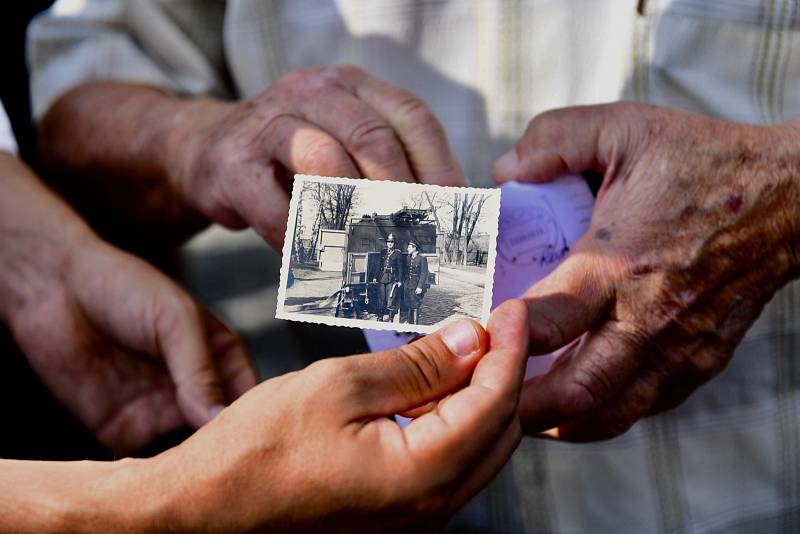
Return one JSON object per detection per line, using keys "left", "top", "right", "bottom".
{"left": 595, "top": 228, "right": 612, "bottom": 241}
{"left": 726, "top": 192, "right": 743, "bottom": 213}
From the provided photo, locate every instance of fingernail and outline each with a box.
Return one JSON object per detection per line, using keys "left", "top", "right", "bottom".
{"left": 441, "top": 320, "right": 479, "bottom": 358}
{"left": 209, "top": 404, "right": 226, "bottom": 419}
{"left": 494, "top": 148, "right": 519, "bottom": 180}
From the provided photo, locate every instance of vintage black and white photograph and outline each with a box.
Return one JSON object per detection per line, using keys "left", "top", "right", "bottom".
{"left": 276, "top": 175, "right": 500, "bottom": 333}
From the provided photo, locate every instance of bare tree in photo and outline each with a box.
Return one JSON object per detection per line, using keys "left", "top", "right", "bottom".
{"left": 463, "top": 194, "right": 488, "bottom": 264}
{"left": 405, "top": 191, "right": 490, "bottom": 265}
{"left": 311, "top": 183, "right": 358, "bottom": 230}
{"left": 442, "top": 193, "right": 489, "bottom": 265}
{"left": 405, "top": 191, "right": 448, "bottom": 262}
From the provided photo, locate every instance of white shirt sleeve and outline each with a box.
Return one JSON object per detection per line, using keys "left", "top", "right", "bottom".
{"left": 27, "top": 0, "right": 230, "bottom": 120}
{"left": 0, "top": 100, "right": 19, "bottom": 156}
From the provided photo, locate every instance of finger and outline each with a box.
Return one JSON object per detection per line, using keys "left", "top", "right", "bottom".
{"left": 447, "top": 417, "right": 522, "bottom": 513}
{"left": 203, "top": 311, "right": 258, "bottom": 401}
{"left": 403, "top": 300, "right": 528, "bottom": 480}
{"left": 251, "top": 114, "right": 361, "bottom": 247}
{"left": 96, "top": 385, "right": 184, "bottom": 456}
{"left": 397, "top": 399, "right": 438, "bottom": 419}
{"left": 518, "top": 319, "right": 648, "bottom": 435}
{"left": 648, "top": 378, "right": 699, "bottom": 415}
{"left": 225, "top": 163, "right": 292, "bottom": 248}
{"left": 340, "top": 318, "right": 488, "bottom": 419}
{"left": 648, "top": 344, "right": 732, "bottom": 415}
{"left": 522, "top": 247, "right": 617, "bottom": 355}
{"left": 263, "top": 113, "right": 361, "bottom": 178}
{"left": 343, "top": 66, "right": 465, "bottom": 186}
{"left": 291, "top": 73, "right": 417, "bottom": 182}
{"left": 398, "top": 418, "right": 523, "bottom": 532}
{"left": 73, "top": 248, "right": 230, "bottom": 429}
{"left": 492, "top": 103, "right": 633, "bottom": 185}
{"left": 551, "top": 363, "right": 666, "bottom": 442}
{"left": 154, "top": 295, "right": 228, "bottom": 428}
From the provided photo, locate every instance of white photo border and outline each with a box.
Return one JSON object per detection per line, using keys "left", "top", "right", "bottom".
{"left": 275, "top": 174, "right": 501, "bottom": 335}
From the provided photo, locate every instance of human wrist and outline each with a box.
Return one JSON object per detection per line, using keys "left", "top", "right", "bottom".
{"left": 0, "top": 154, "right": 98, "bottom": 324}
{"left": 59, "top": 458, "right": 159, "bottom": 533}
{"left": 62, "top": 452, "right": 193, "bottom": 533}
{"left": 161, "top": 95, "right": 239, "bottom": 218}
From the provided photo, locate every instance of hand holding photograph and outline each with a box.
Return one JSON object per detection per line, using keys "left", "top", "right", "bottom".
{"left": 276, "top": 175, "right": 501, "bottom": 334}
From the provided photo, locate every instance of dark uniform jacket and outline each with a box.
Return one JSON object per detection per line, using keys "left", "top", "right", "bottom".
{"left": 403, "top": 253, "right": 429, "bottom": 309}
{"left": 378, "top": 248, "right": 402, "bottom": 284}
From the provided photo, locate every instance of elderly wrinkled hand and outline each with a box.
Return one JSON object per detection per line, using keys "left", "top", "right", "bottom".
{"left": 493, "top": 102, "right": 800, "bottom": 441}
{"left": 0, "top": 153, "right": 258, "bottom": 455}
{"left": 166, "top": 64, "right": 465, "bottom": 247}
{"left": 8, "top": 236, "right": 258, "bottom": 455}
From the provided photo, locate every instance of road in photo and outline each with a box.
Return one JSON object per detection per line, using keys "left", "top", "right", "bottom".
{"left": 283, "top": 264, "right": 486, "bottom": 325}
{"left": 415, "top": 265, "right": 485, "bottom": 325}
{"left": 283, "top": 267, "right": 342, "bottom": 316}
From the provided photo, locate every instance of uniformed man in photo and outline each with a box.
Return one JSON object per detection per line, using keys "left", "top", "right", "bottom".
{"left": 402, "top": 239, "right": 429, "bottom": 325}
{"left": 373, "top": 233, "right": 402, "bottom": 322}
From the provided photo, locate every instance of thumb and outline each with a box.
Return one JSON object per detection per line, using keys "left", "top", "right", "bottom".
{"left": 341, "top": 319, "right": 488, "bottom": 420}
{"left": 523, "top": 245, "right": 618, "bottom": 354}
{"left": 155, "top": 296, "right": 228, "bottom": 428}
{"left": 492, "top": 103, "right": 643, "bottom": 185}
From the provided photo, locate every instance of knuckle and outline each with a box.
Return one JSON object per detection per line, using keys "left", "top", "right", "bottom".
{"left": 397, "top": 343, "right": 445, "bottom": 398}
{"left": 686, "top": 347, "right": 728, "bottom": 382}
{"left": 333, "top": 63, "right": 364, "bottom": 79}
{"left": 304, "top": 358, "right": 349, "bottom": 397}
{"left": 560, "top": 361, "right": 614, "bottom": 416}
{"left": 619, "top": 100, "right": 658, "bottom": 118}
{"left": 276, "top": 67, "right": 345, "bottom": 97}
{"left": 256, "top": 111, "right": 294, "bottom": 143}
{"left": 273, "top": 69, "right": 314, "bottom": 93}
{"left": 529, "top": 107, "right": 566, "bottom": 129}
{"left": 599, "top": 409, "right": 639, "bottom": 439}
{"left": 599, "top": 384, "right": 657, "bottom": 439}
{"left": 306, "top": 357, "right": 342, "bottom": 381}
{"left": 396, "top": 94, "right": 441, "bottom": 134}
{"left": 523, "top": 110, "right": 567, "bottom": 147}
{"left": 346, "top": 119, "right": 401, "bottom": 157}
{"left": 615, "top": 321, "right": 653, "bottom": 354}
{"left": 647, "top": 285, "right": 694, "bottom": 335}
{"left": 530, "top": 310, "right": 569, "bottom": 351}
{"left": 213, "top": 326, "right": 244, "bottom": 353}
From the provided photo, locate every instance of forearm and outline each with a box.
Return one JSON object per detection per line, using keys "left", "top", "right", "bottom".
{"left": 0, "top": 153, "right": 94, "bottom": 323}
{"left": 38, "top": 82, "right": 231, "bottom": 245}
{"left": 0, "top": 456, "right": 173, "bottom": 533}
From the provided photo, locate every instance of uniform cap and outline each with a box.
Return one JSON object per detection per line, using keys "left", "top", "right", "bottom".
{"left": 408, "top": 239, "right": 419, "bottom": 249}
{"left": 386, "top": 233, "right": 395, "bottom": 243}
